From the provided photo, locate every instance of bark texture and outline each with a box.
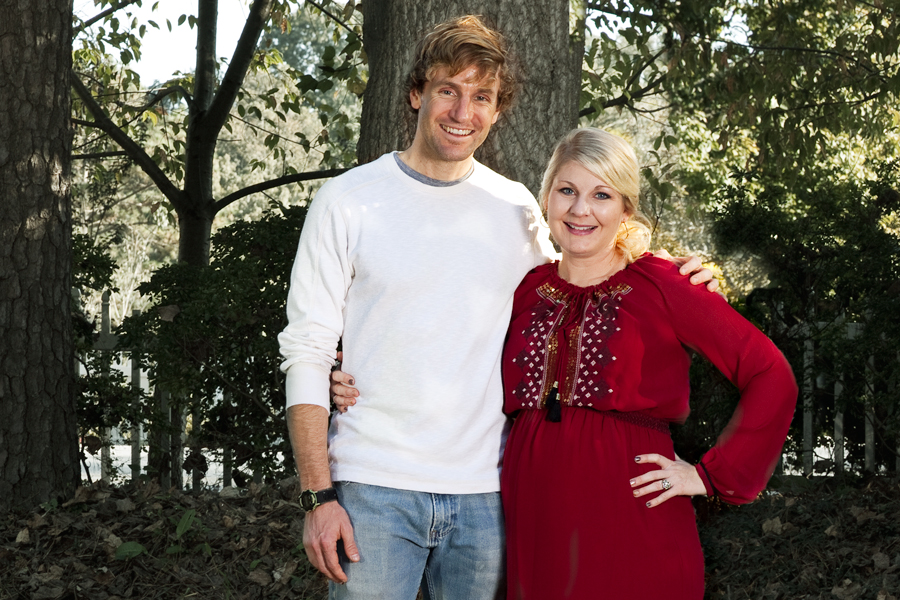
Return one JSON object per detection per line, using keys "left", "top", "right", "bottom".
{"left": 0, "top": 0, "right": 79, "bottom": 510}
{"left": 358, "top": 0, "right": 584, "bottom": 195}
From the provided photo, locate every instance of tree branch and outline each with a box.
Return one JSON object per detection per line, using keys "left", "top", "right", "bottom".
{"left": 71, "top": 71, "right": 186, "bottom": 209}
{"left": 214, "top": 168, "right": 350, "bottom": 212}
{"left": 585, "top": 3, "right": 665, "bottom": 26}
{"left": 579, "top": 72, "right": 669, "bottom": 118}
{"left": 74, "top": 0, "right": 143, "bottom": 34}
{"left": 621, "top": 46, "right": 667, "bottom": 92}
{"left": 125, "top": 85, "right": 193, "bottom": 112}
{"left": 715, "top": 38, "right": 879, "bottom": 76}
{"left": 72, "top": 151, "right": 129, "bottom": 160}
{"left": 305, "top": 0, "right": 357, "bottom": 37}
{"left": 205, "top": 0, "right": 274, "bottom": 136}
{"left": 608, "top": 73, "right": 668, "bottom": 109}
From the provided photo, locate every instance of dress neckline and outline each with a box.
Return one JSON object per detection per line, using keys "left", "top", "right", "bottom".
{"left": 545, "top": 260, "right": 632, "bottom": 296}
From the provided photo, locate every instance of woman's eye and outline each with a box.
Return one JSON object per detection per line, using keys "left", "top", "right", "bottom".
{"left": 558, "top": 187, "right": 574, "bottom": 195}
{"left": 594, "top": 192, "right": 610, "bottom": 200}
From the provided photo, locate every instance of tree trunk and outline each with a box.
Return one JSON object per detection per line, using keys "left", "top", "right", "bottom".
{"left": 358, "top": 0, "right": 585, "bottom": 195}
{"left": 0, "top": 0, "right": 79, "bottom": 511}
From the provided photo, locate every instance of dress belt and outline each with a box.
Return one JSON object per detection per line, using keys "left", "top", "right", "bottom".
{"left": 593, "top": 409, "right": 670, "bottom": 434}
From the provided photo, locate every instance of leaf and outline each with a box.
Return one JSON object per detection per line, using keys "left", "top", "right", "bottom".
{"left": 341, "top": 0, "right": 356, "bottom": 20}
{"left": 247, "top": 568, "right": 272, "bottom": 586}
{"left": 114, "top": 541, "right": 146, "bottom": 560}
{"left": 157, "top": 305, "right": 181, "bottom": 322}
{"left": 347, "top": 76, "right": 366, "bottom": 96}
{"left": 761, "top": 517, "right": 782, "bottom": 535}
{"left": 175, "top": 509, "right": 197, "bottom": 539}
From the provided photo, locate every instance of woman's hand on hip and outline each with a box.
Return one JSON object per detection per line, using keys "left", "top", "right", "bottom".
{"left": 630, "top": 453, "right": 707, "bottom": 508}
{"left": 330, "top": 351, "right": 359, "bottom": 413}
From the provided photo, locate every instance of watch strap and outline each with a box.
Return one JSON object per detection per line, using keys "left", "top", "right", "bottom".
{"left": 301, "top": 487, "right": 338, "bottom": 511}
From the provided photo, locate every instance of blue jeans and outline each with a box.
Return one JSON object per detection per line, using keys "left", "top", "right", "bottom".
{"left": 329, "top": 481, "right": 505, "bottom": 600}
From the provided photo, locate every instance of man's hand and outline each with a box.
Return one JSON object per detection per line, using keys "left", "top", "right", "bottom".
{"left": 330, "top": 351, "right": 359, "bottom": 413}
{"left": 653, "top": 249, "right": 720, "bottom": 293}
{"left": 303, "top": 501, "right": 360, "bottom": 583}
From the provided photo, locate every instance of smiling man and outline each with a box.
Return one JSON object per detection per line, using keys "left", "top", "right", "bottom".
{"left": 278, "top": 17, "right": 546, "bottom": 599}
{"left": 278, "top": 15, "right": 708, "bottom": 600}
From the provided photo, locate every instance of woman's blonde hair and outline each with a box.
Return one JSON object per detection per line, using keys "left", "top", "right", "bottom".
{"left": 539, "top": 128, "right": 651, "bottom": 263}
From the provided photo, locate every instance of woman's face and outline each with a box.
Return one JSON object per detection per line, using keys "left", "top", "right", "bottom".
{"left": 546, "top": 161, "right": 629, "bottom": 262}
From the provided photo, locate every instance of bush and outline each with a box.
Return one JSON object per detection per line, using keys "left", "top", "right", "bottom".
{"left": 120, "top": 204, "right": 308, "bottom": 484}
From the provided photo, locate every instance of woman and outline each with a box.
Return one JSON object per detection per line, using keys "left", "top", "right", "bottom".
{"left": 500, "top": 128, "right": 797, "bottom": 599}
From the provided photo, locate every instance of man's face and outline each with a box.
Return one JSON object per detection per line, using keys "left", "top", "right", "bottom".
{"left": 408, "top": 65, "right": 502, "bottom": 173}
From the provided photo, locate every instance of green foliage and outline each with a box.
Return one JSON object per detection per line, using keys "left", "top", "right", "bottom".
{"left": 115, "top": 540, "right": 148, "bottom": 560}
{"left": 120, "top": 204, "right": 309, "bottom": 482}
{"left": 712, "top": 161, "right": 900, "bottom": 472}
{"left": 175, "top": 508, "right": 197, "bottom": 540}
{"left": 583, "top": 0, "right": 900, "bottom": 204}
{"left": 73, "top": 233, "right": 119, "bottom": 297}
{"left": 260, "top": 5, "right": 365, "bottom": 170}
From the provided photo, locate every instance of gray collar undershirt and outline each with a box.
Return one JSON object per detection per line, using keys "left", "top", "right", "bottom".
{"left": 393, "top": 152, "right": 474, "bottom": 187}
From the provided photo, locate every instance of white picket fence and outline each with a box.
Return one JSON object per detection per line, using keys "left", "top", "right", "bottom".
{"left": 797, "top": 321, "right": 899, "bottom": 476}
{"left": 85, "top": 293, "right": 897, "bottom": 485}
{"left": 84, "top": 291, "right": 247, "bottom": 490}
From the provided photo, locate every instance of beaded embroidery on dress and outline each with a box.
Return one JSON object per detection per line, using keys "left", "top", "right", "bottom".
{"left": 510, "top": 278, "right": 633, "bottom": 411}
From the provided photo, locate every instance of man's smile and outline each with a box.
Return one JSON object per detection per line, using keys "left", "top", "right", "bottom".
{"left": 441, "top": 124, "right": 474, "bottom": 136}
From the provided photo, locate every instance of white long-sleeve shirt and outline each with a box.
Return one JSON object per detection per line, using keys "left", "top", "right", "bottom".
{"left": 278, "top": 153, "right": 555, "bottom": 493}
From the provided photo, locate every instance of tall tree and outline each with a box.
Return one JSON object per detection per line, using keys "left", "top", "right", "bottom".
{"left": 72, "top": 0, "right": 357, "bottom": 267}
{"left": 358, "top": 0, "right": 585, "bottom": 195}
{"left": 0, "top": 0, "right": 80, "bottom": 510}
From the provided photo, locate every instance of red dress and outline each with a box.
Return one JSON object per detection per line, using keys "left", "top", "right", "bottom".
{"left": 501, "top": 257, "right": 797, "bottom": 599}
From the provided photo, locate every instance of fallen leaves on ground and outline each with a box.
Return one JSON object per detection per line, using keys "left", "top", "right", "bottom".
{"left": 2, "top": 475, "right": 898, "bottom": 599}
{"left": 700, "top": 475, "right": 900, "bottom": 599}
{"left": 0, "top": 478, "right": 327, "bottom": 600}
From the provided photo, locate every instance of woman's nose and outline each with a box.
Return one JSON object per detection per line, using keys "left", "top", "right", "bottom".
{"left": 570, "top": 195, "right": 591, "bottom": 216}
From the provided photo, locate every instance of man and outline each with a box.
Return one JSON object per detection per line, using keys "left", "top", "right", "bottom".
{"left": 279, "top": 15, "right": 714, "bottom": 599}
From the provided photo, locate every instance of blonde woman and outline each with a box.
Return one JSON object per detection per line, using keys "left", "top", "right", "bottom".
{"left": 500, "top": 128, "right": 797, "bottom": 599}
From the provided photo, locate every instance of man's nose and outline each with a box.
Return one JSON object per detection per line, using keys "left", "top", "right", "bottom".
{"left": 449, "top": 96, "right": 472, "bottom": 122}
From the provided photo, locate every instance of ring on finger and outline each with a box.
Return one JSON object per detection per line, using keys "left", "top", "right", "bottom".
{"left": 661, "top": 479, "right": 672, "bottom": 491}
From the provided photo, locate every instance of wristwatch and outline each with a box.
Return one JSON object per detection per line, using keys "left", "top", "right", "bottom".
{"left": 299, "top": 487, "right": 338, "bottom": 512}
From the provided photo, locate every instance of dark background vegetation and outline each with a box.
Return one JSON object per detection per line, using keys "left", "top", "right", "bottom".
{"left": 2, "top": 0, "right": 899, "bottom": 597}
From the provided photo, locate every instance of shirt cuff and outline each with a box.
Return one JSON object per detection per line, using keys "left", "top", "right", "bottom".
{"left": 284, "top": 362, "right": 332, "bottom": 410}
{"left": 695, "top": 462, "right": 717, "bottom": 498}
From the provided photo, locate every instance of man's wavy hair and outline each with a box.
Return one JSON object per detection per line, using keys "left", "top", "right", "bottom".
{"left": 404, "top": 15, "right": 521, "bottom": 114}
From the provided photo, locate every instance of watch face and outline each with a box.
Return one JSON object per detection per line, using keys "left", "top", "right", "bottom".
{"left": 300, "top": 490, "right": 316, "bottom": 511}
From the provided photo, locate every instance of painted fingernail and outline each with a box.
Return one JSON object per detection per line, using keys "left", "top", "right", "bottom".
{"left": 349, "top": 378, "right": 355, "bottom": 386}
{"left": 634, "top": 456, "right": 641, "bottom": 463}
{"left": 646, "top": 501, "right": 652, "bottom": 507}
{"left": 633, "top": 490, "right": 639, "bottom": 497}
{"left": 629, "top": 479, "right": 635, "bottom": 486}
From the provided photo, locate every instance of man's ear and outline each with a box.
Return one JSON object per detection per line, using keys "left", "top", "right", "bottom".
{"left": 410, "top": 88, "right": 422, "bottom": 111}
